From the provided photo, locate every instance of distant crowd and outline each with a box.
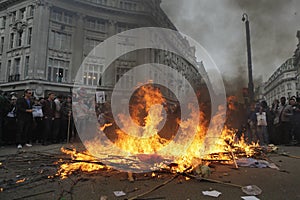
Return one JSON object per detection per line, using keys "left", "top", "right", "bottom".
{"left": 243, "top": 97, "right": 300, "bottom": 146}
{"left": 0, "top": 88, "right": 110, "bottom": 149}
{"left": 1, "top": 88, "right": 300, "bottom": 149}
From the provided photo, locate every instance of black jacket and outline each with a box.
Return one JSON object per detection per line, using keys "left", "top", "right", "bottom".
{"left": 42, "top": 99, "right": 56, "bottom": 119}
{"left": 16, "top": 97, "right": 33, "bottom": 121}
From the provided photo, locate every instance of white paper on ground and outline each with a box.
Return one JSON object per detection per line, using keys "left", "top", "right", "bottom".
{"left": 241, "top": 196, "right": 260, "bottom": 200}
{"left": 202, "top": 190, "right": 222, "bottom": 197}
{"left": 113, "top": 191, "right": 126, "bottom": 197}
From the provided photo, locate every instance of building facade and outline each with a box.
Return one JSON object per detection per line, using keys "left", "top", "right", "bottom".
{"left": 293, "top": 30, "right": 300, "bottom": 96}
{"left": 0, "top": 0, "right": 206, "bottom": 99}
{"left": 264, "top": 58, "right": 298, "bottom": 106}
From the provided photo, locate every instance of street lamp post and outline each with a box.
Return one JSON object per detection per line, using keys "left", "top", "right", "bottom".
{"left": 242, "top": 13, "right": 254, "bottom": 103}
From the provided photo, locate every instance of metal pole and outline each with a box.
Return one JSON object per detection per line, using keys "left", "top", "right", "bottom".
{"left": 242, "top": 13, "right": 254, "bottom": 103}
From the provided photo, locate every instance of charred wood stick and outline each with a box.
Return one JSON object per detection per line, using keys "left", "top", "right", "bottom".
{"left": 69, "top": 159, "right": 106, "bottom": 166}
{"left": 127, "top": 174, "right": 179, "bottom": 200}
{"left": 183, "top": 173, "right": 242, "bottom": 188}
{"left": 127, "top": 167, "right": 191, "bottom": 200}
{"left": 12, "top": 190, "right": 55, "bottom": 200}
{"left": 280, "top": 153, "right": 300, "bottom": 159}
{"left": 201, "top": 159, "right": 231, "bottom": 162}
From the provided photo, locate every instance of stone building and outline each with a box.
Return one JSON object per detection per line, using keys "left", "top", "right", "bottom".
{"left": 293, "top": 30, "right": 300, "bottom": 97}
{"left": 0, "top": 0, "right": 206, "bottom": 100}
{"left": 264, "top": 58, "right": 298, "bottom": 106}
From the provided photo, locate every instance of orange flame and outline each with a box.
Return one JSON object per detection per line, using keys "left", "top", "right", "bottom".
{"left": 58, "top": 85, "right": 259, "bottom": 177}
{"left": 16, "top": 178, "right": 26, "bottom": 184}
{"left": 57, "top": 148, "right": 106, "bottom": 179}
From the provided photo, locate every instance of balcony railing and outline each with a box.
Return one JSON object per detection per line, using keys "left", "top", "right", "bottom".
{"left": 8, "top": 74, "right": 20, "bottom": 82}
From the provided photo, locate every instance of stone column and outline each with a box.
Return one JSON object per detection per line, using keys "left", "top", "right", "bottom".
{"left": 30, "top": 0, "right": 51, "bottom": 80}
{"left": 102, "top": 19, "right": 117, "bottom": 87}
{"left": 71, "top": 13, "right": 85, "bottom": 84}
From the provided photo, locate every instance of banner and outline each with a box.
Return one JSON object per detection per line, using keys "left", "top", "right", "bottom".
{"left": 96, "top": 91, "right": 106, "bottom": 103}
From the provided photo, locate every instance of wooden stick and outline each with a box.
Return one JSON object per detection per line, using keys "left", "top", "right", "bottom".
{"left": 127, "top": 174, "right": 179, "bottom": 200}
{"left": 12, "top": 190, "right": 55, "bottom": 200}
{"left": 183, "top": 173, "right": 242, "bottom": 188}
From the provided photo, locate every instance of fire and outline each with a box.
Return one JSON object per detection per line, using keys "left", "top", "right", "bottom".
{"left": 57, "top": 84, "right": 260, "bottom": 178}
{"left": 57, "top": 148, "right": 106, "bottom": 179}
{"left": 16, "top": 178, "right": 26, "bottom": 184}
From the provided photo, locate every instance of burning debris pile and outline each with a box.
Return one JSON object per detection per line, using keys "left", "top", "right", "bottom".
{"left": 56, "top": 85, "right": 262, "bottom": 179}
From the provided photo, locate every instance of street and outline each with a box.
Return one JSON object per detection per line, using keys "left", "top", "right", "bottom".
{"left": 0, "top": 143, "right": 299, "bottom": 200}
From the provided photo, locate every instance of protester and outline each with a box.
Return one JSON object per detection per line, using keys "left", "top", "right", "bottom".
{"left": 256, "top": 106, "right": 269, "bottom": 145}
{"left": 42, "top": 92, "right": 56, "bottom": 145}
{"left": 32, "top": 97, "right": 44, "bottom": 143}
{"left": 0, "top": 90, "right": 11, "bottom": 145}
{"left": 53, "top": 95, "right": 62, "bottom": 143}
{"left": 61, "top": 95, "right": 73, "bottom": 142}
{"left": 3, "top": 96, "right": 18, "bottom": 144}
{"left": 273, "top": 97, "right": 293, "bottom": 145}
{"left": 247, "top": 103, "right": 257, "bottom": 143}
{"left": 289, "top": 97, "right": 300, "bottom": 144}
{"left": 16, "top": 89, "right": 34, "bottom": 149}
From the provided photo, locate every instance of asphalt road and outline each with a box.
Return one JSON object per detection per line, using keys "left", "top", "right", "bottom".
{"left": 0, "top": 143, "right": 299, "bottom": 200}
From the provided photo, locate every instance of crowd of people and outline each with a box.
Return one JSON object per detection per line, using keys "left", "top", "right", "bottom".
{"left": 246, "top": 96, "right": 300, "bottom": 146}
{"left": 1, "top": 88, "right": 300, "bottom": 149}
{"left": 0, "top": 88, "right": 111, "bottom": 149}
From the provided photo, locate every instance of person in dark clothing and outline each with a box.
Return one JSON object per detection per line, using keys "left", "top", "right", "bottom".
{"left": 4, "top": 96, "right": 18, "bottom": 144}
{"left": 0, "top": 90, "right": 11, "bottom": 145}
{"left": 61, "top": 96, "right": 73, "bottom": 142}
{"left": 289, "top": 97, "right": 300, "bottom": 144}
{"left": 53, "top": 95, "right": 62, "bottom": 143}
{"left": 32, "top": 97, "right": 44, "bottom": 143}
{"left": 273, "top": 97, "right": 293, "bottom": 145}
{"left": 41, "top": 92, "right": 56, "bottom": 145}
{"left": 16, "top": 89, "right": 34, "bottom": 149}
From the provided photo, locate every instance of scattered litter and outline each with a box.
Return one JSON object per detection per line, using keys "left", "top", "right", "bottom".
{"left": 202, "top": 190, "right": 222, "bottom": 197}
{"left": 100, "top": 195, "right": 108, "bottom": 200}
{"left": 241, "top": 185, "right": 262, "bottom": 195}
{"left": 241, "top": 196, "right": 260, "bottom": 200}
{"left": 114, "top": 191, "right": 126, "bottom": 197}
{"left": 267, "top": 144, "right": 278, "bottom": 152}
{"left": 194, "top": 165, "right": 211, "bottom": 177}
{"left": 237, "top": 158, "right": 279, "bottom": 170}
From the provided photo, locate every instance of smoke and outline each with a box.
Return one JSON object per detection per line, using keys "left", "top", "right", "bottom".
{"left": 161, "top": 0, "right": 300, "bottom": 83}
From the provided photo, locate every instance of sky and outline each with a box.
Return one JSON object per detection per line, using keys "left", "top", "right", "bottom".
{"left": 160, "top": 0, "right": 300, "bottom": 84}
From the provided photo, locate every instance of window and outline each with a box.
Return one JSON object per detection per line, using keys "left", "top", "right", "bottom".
{"left": 49, "top": 31, "right": 71, "bottom": 51}
{"left": 24, "top": 56, "right": 29, "bottom": 78}
{"left": 7, "top": 60, "right": 11, "bottom": 80}
{"left": 116, "top": 66, "right": 133, "bottom": 89}
{"left": 287, "top": 83, "right": 292, "bottom": 90}
{"left": 47, "top": 58, "right": 69, "bottom": 82}
{"left": 117, "top": 23, "right": 135, "bottom": 33}
{"left": 51, "top": 10, "right": 73, "bottom": 25}
{"left": 10, "top": 33, "right": 14, "bottom": 48}
{"left": 20, "top": 8, "right": 26, "bottom": 20}
{"left": 11, "top": 11, "right": 16, "bottom": 23}
{"left": 28, "top": 5, "right": 34, "bottom": 17}
{"left": 0, "top": 16, "right": 6, "bottom": 28}
{"left": 86, "top": 18, "right": 106, "bottom": 31}
{"left": 17, "top": 31, "right": 23, "bottom": 47}
{"left": 83, "top": 63, "right": 103, "bottom": 86}
{"left": 64, "top": 13, "right": 72, "bottom": 25}
{"left": 27, "top": 27, "right": 32, "bottom": 45}
{"left": 14, "top": 58, "right": 20, "bottom": 75}
{"left": 85, "top": 38, "right": 101, "bottom": 55}
{"left": 0, "top": 37, "right": 4, "bottom": 53}
{"left": 51, "top": 10, "right": 62, "bottom": 22}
